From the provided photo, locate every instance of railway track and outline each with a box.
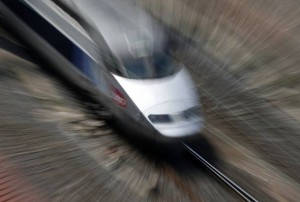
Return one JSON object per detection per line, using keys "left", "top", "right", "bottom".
{"left": 183, "top": 142, "right": 258, "bottom": 202}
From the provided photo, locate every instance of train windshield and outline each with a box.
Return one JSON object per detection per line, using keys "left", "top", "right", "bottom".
{"left": 121, "top": 53, "right": 180, "bottom": 79}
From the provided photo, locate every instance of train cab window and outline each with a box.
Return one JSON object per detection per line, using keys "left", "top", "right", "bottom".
{"left": 121, "top": 53, "right": 180, "bottom": 79}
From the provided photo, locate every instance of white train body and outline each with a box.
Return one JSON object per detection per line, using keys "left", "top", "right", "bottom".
{"left": 0, "top": 0, "right": 204, "bottom": 141}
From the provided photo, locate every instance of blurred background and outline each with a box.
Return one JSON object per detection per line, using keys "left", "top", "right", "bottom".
{"left": 0, "top": 0, "right": 299, "bottom": 201}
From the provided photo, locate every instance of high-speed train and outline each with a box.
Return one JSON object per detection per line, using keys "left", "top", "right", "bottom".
{"left": 0, "top": 0, "right": 204, "bottom": 141}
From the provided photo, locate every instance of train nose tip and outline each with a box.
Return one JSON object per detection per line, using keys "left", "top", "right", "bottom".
{"left": 157, "top": 122, "right": 203, "bottom": 138}
{"left": 142, "top": 101, "right": 204, "bottom": 138}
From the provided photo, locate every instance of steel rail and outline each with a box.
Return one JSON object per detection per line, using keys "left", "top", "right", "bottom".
{"left": 182, "top": 142, "right": 258, "bottom": 202}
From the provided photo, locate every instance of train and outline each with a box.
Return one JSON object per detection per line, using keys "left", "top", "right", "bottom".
{"left": 0, "top": 0, "right": 204, "bottom": 142}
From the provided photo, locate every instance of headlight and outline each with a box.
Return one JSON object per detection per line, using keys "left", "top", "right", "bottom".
{"left": 148, "top": 106, "right": 201, "bottom": 124}
{"left": 148, "top": 114, "right": 173, "bottom": 123}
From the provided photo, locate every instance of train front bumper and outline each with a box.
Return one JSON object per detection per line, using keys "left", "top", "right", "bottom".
{"left": 157, "top": 120, "right": 203, "bottom": 138}
{"left": 153, "top": 116, "right": 204, "bottom": 138}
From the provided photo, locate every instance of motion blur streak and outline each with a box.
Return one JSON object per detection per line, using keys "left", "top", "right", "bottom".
{"left": 0, "top": 155, "right": 46, "bottom": 202}
{"left": 0, "top": 0, "right": 300, "bottom": 201}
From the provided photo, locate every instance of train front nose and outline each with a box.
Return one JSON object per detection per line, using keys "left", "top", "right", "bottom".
{"left": 156, "top": 120, "right": 202, "bottom": 138}
{"left": 143, "top": 101, "right": 204, "bottom": 138}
